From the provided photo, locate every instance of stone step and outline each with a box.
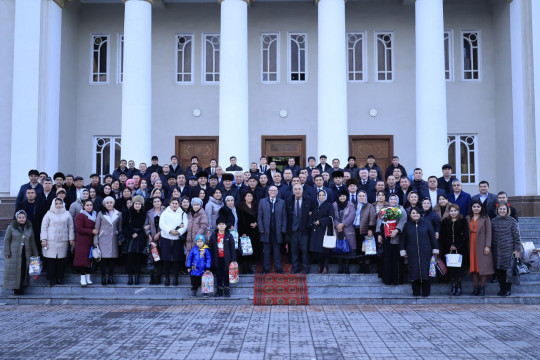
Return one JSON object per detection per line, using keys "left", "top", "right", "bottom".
{"left": 308, "top": 293, "right": 540, "bottom": 305}
{"left": 305, "top": 281, "right": 540, "bottom": 295}
{"left": 518, "top": 223, "right": 540, "bottom": 230}
{"left": 519, "top": 230, "right": 540, "bottom": 238}
{"left": 517, "top": 217, "right": 540, "bottom": 223}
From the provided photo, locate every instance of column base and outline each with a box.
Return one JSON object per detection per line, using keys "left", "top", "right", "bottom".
{"left": 508, "top": 196, "right": 540, "bottom": 217}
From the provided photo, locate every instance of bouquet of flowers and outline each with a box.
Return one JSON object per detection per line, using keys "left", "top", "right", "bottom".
{"left": 378, "top": 207, "right": 403, "bottom": 237}
{"left": 377, "top": 207, "right": 403, "bottom": 221}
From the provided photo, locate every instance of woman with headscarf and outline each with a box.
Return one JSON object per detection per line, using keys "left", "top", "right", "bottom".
{"left": 121, "top": 195, "right": 147, "bottom": 285}
{"left": 491, "top": 202, "right": 521, "bottom": 296}
{"left": 93, "top": 196, "right": 122, "bottom": 285}
{"left": 186, "top": 198, "right": 210, "bottom": 256}
{"left": 205, "top": 188, "right": 224, "bottom": 232}
{"left": 145, "top": 196, "right": 165, "bottom": 285}
{"left": 400, "top": 207, "right": 439, "bottom": 297}
{"left": 69, "top": 188, "right": 89, "bottom": 222}
{"left": 353, "top": 190, "right": 377, "bottom": 274}
{"left": 332, "top": 188, "right": 356, "bottom": 274}
{"left": 159, "top": 197, "right": 188, "bottom": 286}
{"left": 309, "top": 189, "right": 334, "bottom": 274}
{"left": 40, "top": 198, "right": 75, "bottom": 286}
{"left": 73, "top": 199, "right": 96, "bottom": 287}
{"left": 376, "top": 194, "right": 407, "bottom": 285}
{"left": 3, "top": 210, "right": 39, "bottom": 295}
{"left": 237, "top": 190, "right": 260, "bottom": 274}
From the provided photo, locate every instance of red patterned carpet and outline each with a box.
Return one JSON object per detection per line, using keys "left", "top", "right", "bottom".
{"left": 253, "top": 264, "right": 309, "bottom": 306}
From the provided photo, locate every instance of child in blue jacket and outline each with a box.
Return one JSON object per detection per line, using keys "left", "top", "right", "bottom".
{"left": 186, "top": 234, "right": 212, "bottom": 297}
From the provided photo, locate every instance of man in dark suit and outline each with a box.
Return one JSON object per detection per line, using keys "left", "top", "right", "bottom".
{"left": 204, "top": 159, "right": 218, "bottom": 176}
{"left": 448, "top": 179, "right": 472, "bottom": 217}
{"left": 226, "top": 156, "right": 243, "bottom": 171}
{"left": 344, "top": 156, "right": 359, "bottom": 180}
{"left": 384, "top": 156, "right": 407, "bottom": 180}
{"left": 264, "top": 161, "right": 281, "bottom": 184}
{"left": 411, "top": 168, "right": 428, "bottom": 196}
{"left": 15, "top": 169, "right": 43, "bottom": 210}
{"left": 283, "top": 157, "right": 300, "bottom": 177}
{"left": 248, "top": 162, "right": 260, "bottom": 180}
{"left": 148, "top": 156, "right": 163, "bottom": 174}
{"left": 384, "top": 175, "right": 399, "bottom": 200}
{"left": 286, "top": 184, "right": 313, "bottom": 274}
{"left": 175, "top": 174, "right": 191, "bottom": 198}
{"left": 497, "top": 191, "right": 518, "bottom": 222}
{"left": 258, "top": 186, "right": 287, "bottom": 273}
{"left": 364, "top": 155, "right": 384, "bottom": 181}
{"left": 426, "top": 176, "right": 446, "bottom": 208}
{"left": 259, "top": 156, "right": 269, "bottom": 174}
{"left": 357, "top": 168, "right": 376, "bottom": 203}
{"left": 437, "top": 163, "right": 456, "bottom": 195}
{"left": 472, "top": 181, "right": 498, "bottom": 219}
{"left": 169, "top": 155, "right": 183, "bottom": 176}
{"left": 346, "top": 178, "right": 359, "bottom": 206}
{"left": 330, "top": 170, "right": 345, "bottom": 201}
{"left": 219, "top": 173, "right": 239, "bottom": 202}
{"left": 396, "top": 176, "right": 412, "bottom": 206}
{"left": 313, "top": 174, "right": 334, "bottom": 204}
{"left": 305, "top": 156, "right": 317, "bottom": 177}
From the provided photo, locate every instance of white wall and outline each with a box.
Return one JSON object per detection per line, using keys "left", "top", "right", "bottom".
{"left": 0, "top": 0, "right": 15, "bottom": 195}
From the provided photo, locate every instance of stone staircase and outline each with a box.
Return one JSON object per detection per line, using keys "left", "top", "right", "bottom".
{"left": 1, "top": 218, "right": 540, "bottom": 306}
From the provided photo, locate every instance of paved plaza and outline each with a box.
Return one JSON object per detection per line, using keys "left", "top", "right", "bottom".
{"left": 0, "top": 304, "right": 539, "bottom": 359}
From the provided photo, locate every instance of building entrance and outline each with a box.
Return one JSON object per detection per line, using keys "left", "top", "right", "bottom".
{"left": 348, "top": 135, "right": 394, "bottom": 171}
{"left": 261, "top": 136, "right": 306, "bottom": 170}
{"left": 175, "top": 136, "right": 219, "bottom": 170}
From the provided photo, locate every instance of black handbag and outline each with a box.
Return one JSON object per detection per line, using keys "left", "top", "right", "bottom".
{"left": 514, "top": 258, "right": 530, "bottom": 275}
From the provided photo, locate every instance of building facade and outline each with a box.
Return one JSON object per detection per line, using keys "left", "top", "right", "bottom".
{"left": 1, "top": 0, "right": 539, "bottom": 209}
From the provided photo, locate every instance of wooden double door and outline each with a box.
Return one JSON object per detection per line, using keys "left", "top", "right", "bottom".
{"left": 348, "top": 136, "right": 394, "bottom": 172}
{"left": 175, "top": 136, "right": 219, "bottom": 170}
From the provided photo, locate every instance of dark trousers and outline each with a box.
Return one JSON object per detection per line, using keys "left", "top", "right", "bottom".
{"left": 216, "top": 257, "right": 229, "bottom": 289}
{"left": 100, "top": 258, "right": 115, "bottom": 277}
{"left": 125, "top": 253, "right": 141, "bottom": 275}
{"left": 411, "top": 280, "right": 431, "bottom": 297}
{"left": 290, "top": 231, "right": 309, "bottom": 272}
{"left": 190, "top": 275, "right": 202, "bottom": 291}
{"left": 46, "top": 257, "right": 65, "bottom": 281}
{"left": 18, "top": 246, "right": 26, "bottom": 290}
{"left": 163, "top": 261, "right": 179, "bottom": 277}
{"left": 263, "top": 235, "right": 283, "bottom": 272}
{"left": 496, "top": 269, "right": 510, "bottom": 292}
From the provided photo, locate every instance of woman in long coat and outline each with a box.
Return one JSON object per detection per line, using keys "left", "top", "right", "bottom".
{"left": 73, "top": 199, "right": 96, "bottom": 287}
{"left": 439, "top": 203, "right": 469, "bottom": 296}
{"left": 376, "top": 194, "right": 407, "bottom": 285}
{"left": 309, "top": 190, "right": 334, "bottom": 274}
{"left": 159, "top": 197, "right": 188, "bottom": 286}
{"left": 491, "top": 202, "right": 521, "bottom": 296}
{"left": 205, "top": 188, "right": 224, "bottom": 232}
{"left": 186, "top": 198, "right": 209, "bottom": 254}
{"left": 41, "top": 198, "right": 75, "bottom": 286}
{"left": 144, "top": 196, "right": 164, "bottom": 284}
{"left": 3, "top": 211, "right": 39, "bottom": 295}
{"left": 69, "top": 188, "right": 89, "bottom": 222}
{"left": 332, "top": 189, "right": 356, "bottom": 274}
{"left": 237, "top": 190, "right": 260, "bottom": 273}
{"left": 353, "top": 190, "right": 377, "bottom": 274}
{"left": 400, "top": 207, "right": 439, "bottom": 297}
{"left": 93, "top": 196, "right": 122, "bottom": 285}
{"left": 466, "top": 200, "right": 493, "bottom": 296}
{"left": 121, "top": 195, "right": 147, "bottom": 285}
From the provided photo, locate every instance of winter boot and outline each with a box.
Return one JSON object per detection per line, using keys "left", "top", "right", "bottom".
{"left": 224, "top": 287, "right": 231, "bottom": 298}
{"left": 164, "top": 276, "right": 170, "bottom": 286}
{"left": 173, "top": 276, "right": 179, "bottom": 286}
{"left": 450, "top": 282, "right": 456, "bottom": 296}
{"left": 337, "top": 263, "right": 344, "bottom": 274}
{"left": 80, "top": 275, "right": 88, "bottom": 287}
{"left": 107, "top": 276, "right": 116, "bottom": 285}
{"left": 134, "top": 273, "right": 140, "bottom": 285}
{"left": 127, "top": 275, "right": 133, "bottom": 285}
{"left": 215, "top": 287, "right": 224, "bottom": 297}
{"left": 455, "top": 283, "right": 462, "bottom": 296}
{"left": 85, "top": 274, "right": 93, "bottom": 285}
{"left": 149, "top": 271, "right": 156, "bottom": 285}
{"left": 190, "top": 289, "right": 197, "bottom": 297}
{"left": 101, "top": 276, "right": 107, "bottom": 286}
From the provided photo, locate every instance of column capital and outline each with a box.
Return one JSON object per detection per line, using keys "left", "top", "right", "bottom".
{"left": 123, "top": 0, "right": 154, "bottom": 5}
{"left": 218, "top": 0, "right": 250, "bottom": 4}
{"left": 52, "top": 0, "right": 66, "bottom": 9}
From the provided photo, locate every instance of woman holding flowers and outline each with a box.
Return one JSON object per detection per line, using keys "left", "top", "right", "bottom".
{"left": 376, "top": 194, "right": 406, "bottom": 285}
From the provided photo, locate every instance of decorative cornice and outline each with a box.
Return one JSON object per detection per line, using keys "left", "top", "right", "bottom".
{"left": 123, "top": 0, "right": 154, "bottom": 5}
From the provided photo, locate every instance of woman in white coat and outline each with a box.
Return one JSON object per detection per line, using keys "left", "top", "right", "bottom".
{"left": 40, "top": 198, "right": 75, "bottom": 286}
{"left": 159, "top": 197, "right": 188, "bottom": 286}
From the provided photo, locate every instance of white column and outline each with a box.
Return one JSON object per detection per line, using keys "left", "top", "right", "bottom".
{"left": 121, "top": 0, "right": 152, "bottom": 165}
{"left": 415, "top": 0, "right": 448, "bottom": 178}
{"left": 317, "top": 0, "right": 348, "bottom": 164}
{"left": 510, "top": 0, "right": 536, "bottom": 195}
{"left": 218, "top": 0, "right": 249, "bottom": 170}
{"left": 10, "top": 0, "right": 41, "bottom": 195}
{"left": 39, "top": 0, "right": 62, "bottom": 174}
{"left": 532, "top": 0, "right": 540, "bottom": 194}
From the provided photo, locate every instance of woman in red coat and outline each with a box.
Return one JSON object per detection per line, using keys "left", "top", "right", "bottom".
{"left": 73, "top": 199, "right": 97, "bottom": 287}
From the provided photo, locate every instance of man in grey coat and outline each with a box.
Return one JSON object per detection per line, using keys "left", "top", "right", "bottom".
{"left": 258, "top": 185, "right": 287, "bottom": 274}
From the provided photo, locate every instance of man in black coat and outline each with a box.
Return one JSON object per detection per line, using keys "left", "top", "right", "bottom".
{"left": 344, "top": 156, "right": 359, "bottom": 180}
{"left": 384, "top": 175, "right": 399, "bottom": 200}
{"left": 225, "top": 156, "right": 243, "bottom": 171}
{"left": 147, "top": 156, "right": 163, "bottom": 174}
{"left": 396, "top": 176, "right": 413, "bottom": 206}
{"left": 258, "top": 186, "right": 287, "bottom": 273}
{"left": 471, "top": 181, "right": 498, "bottom": 219}
{"left": 112, "top": 159, "right": 131, "bottom": 180}
{"left": 313, "top": 174, "right": 335, "bottom": 204}
{"left": 219, "top": 173, "right": 239, "bottom": 202}
{"left": 357, "top": 168, "right": 376, "bottom": 203}
{"left": 497, "top": 192, "right": 519, "bottom": 222}
{"left": 364, "top": 155, "right": 384, "bottom": 181}
{"left": 411, "top": 168, "right": 429, "bottom": 196}
{"left": 330, "top": 170, "right": 346, "bottom": 201}
{"left": 169, "top": 155, "right": 183, "bottom": 176}
{"left": 286, "top": 184, "right": 313, "bottom": 274}
{"left": 283, "top": 157, "right": 300, "bottom": 177}
{"left": 316, "top": 155, "right": 331, "bottom": 174}
{"left": 15, "top": 169, "right": 43, "bottom": 210}
{"left": 384, "top": 156, "right": 407, "bottom": 180}
{"left": 426, "top": 176, "right": 446, "bottom": 208}
{"left": 16, "top": 187, "right": 47, "bottom": 254}
{"left": 437, "top": 163, "right": 456, "bottom": 195}
{"left": 38, "top": 177, "right": 56, "bottom": 209}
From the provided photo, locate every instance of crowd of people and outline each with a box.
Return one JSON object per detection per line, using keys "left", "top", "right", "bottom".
{"left": 3, "top": 154, "right": 522, "bottom": 298}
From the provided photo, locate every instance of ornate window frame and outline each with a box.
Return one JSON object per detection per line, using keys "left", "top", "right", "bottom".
{"left": 202, "top": 33, "right": 220, "bottom": 84}
{"left": 375, "top": 31, "right": 394, "bottom": 82}
{"left": 447, "top": 134, "right": 478, "bottom": 185}
{"left": 287, "top": 32, "right": 308, "bottom": 83}
{"left": 90, "top": 34, "right": 110, "bottom": 84}
{"left": 261, "top": 32, "right": 280, "bottom": 84}
{"left": 461, "top": 30, "right": 481, "bottom": 81}
{"left": 176, "top": 33, "right": 194, "bottom": 84}
{"left": 347, "top": 32, "right": 367, "bottom": 82}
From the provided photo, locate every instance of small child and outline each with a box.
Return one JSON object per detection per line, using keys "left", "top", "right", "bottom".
{"left": 208, "top": 218, "right": 236, "bottom": 297}
{"left": 186, "top": 234, "right": 212, "bottom": 297}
